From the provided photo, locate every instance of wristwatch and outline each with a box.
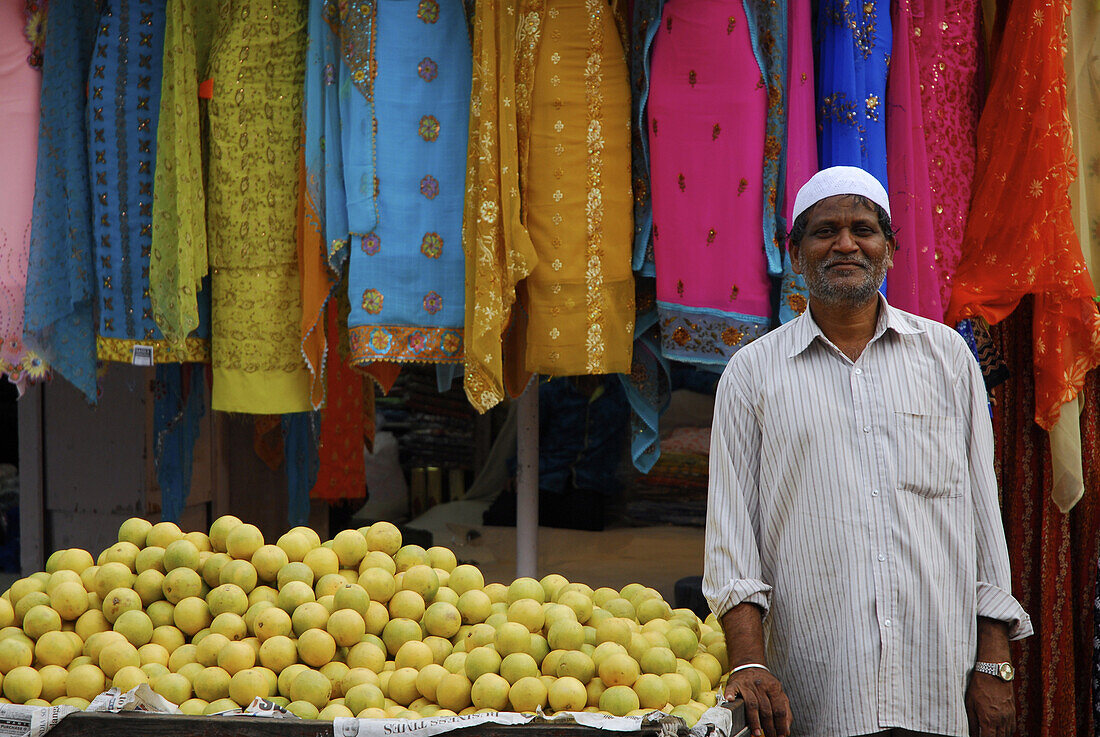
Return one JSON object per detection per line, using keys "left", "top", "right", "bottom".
{"left": 974, "top": 661, "right": 1015, "bottom": 682}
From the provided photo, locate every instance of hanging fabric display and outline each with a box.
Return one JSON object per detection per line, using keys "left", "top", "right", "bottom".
{"left": 23, "top": 0, "right": 100, "bottom": 402}
{"left": 90, "top": 0, "right": 210, "bottom": 365}
{"left": 462, "top": 0, "right": 634, "bottom": 413}
{"left": 0, "top": 0, "right": 47, "bottom": 393}
{"left": 882, "top": 0, "right": 942, "bottom": 320}
{"left": 647, "top": 0, "right": 771, "bottom": 366}
{"left": 344, "top": 0, "right": 471, "bottom": 368}
{"left": 945, "top": 0, "right": 1100, "bottom": 436}
{"left": 150, "top": 0, "right": 217, "bottom": 357}
{"left": 520, "top": 0, "right": 634, "bottom": 377}
{"left": 912, "top": 0, "right": 983, "bottom": 311}
{"left": 461, "top": 0, "right": 535, "bottom": 412}
{"left": 206, "top": 0, "right": 312, "bottom": 414}
{"left": 816, "top": 0, "right": 890, "bottom": 186}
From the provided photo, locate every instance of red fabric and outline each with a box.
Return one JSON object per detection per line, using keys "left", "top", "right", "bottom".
{"left": 992, "top": 300, "right": 1099, "bottom": 737}
{"left": 311, "top": 301, "right": 368, "bottom": 501}
{"left": 945, "top": 0, "right": 1100, "bottom": 430}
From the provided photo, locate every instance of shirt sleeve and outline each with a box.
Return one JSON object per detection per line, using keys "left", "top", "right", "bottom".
{"left": 702, "top": 358, "right": 772, "bottom": 618}
{"left": 960, "top": 343, "right": 1034, "bottom": 640}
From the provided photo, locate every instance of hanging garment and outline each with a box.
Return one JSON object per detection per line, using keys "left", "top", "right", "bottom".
{"left": 462, "top": 0, "right": 535, "bottom": 412}
{"left": 90, "top": 0, "right": 210, "bottom": 365}
{"left": 647, "top": 0, "right": 771, "bottom": 366}
{"left": 911, "top": 0, "right": 982, "bottom": 311}
{"left": 344, "top": 0, "right": 471, "bottom": 367}
{"left": 945, "top": 0, "right": 1100, "bottom": 437}
{"left": 463, "top": 0, "right": 634, "bottom": 412}
{"left": 206, "top": 0, "right": 312, "bottom": 413}
{"left": 882, "top": 0, "right": 942, "bottom": 321}
{"left": 299, "top": 0, "right": 348, "bottom": 409}
{"left": 777, "top": 0, "right": 813, "bottom": 324}
{"left": 816, "top": 0, "right": 890, "bottom": 187}
{"left": 521, "top": 0, "right": 635, "bottom": 376}
{"left": 23, "top": 1, "right": 99, "bottom": 402}
{"left": 0, "top": 0, "right": 45, "bottom": 392}
{"left": 150, "top": 0, "right": 217, "bottom": 355}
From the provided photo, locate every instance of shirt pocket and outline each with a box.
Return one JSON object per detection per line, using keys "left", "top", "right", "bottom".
{"left": 894, "top": 411, "right": 965, "bottom": 498}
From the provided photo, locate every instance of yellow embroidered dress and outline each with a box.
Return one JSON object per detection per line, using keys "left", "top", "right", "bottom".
{"left": 206, "top": 0, "right": 312, "bottom": 413}
{"left": 463, "top": 0, "right": 634, "bottom": 412}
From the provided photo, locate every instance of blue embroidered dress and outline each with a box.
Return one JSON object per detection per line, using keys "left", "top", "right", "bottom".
{"left": 345, "top": 0, "right": 470, "bottom": 366}
{"left": 89, "top": 0, "right": 210, "bottom": 365}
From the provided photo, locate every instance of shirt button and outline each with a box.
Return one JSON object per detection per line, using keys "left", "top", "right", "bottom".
{"left": 853, "top": 368, "right": 863, "bottom": 375}
{"left": 877, "top": 553, "right": 886, "bottom": 562}
{"left": 871, "top": 489, "right": 880, "bottom": 497}
{"left": 884, "top": 619, "right": 892, "bottom": 627}
{"left": 862, "top": 425, "right": 871, "bottom": 433}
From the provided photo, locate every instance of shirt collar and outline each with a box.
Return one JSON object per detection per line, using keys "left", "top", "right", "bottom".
{"left": 787, "top": 294, "right": 925, "bottom": 359}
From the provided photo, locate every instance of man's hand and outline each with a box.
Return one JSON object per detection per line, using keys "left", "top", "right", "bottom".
{"left": 965, "top": 673, "right": 1015, "bottom": 737}
{"left": 725, "top": 667, "right": 791, "bottom": 737}
{"left": 968, "top": 617, "right": 1015, "bottom": 736}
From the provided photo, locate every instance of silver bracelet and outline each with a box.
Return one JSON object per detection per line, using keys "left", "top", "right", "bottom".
{"left": 729, "top": 663, "right": 770, "bottom": 675}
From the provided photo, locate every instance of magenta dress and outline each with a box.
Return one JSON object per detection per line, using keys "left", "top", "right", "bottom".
{"left": 913, "top": 0, "right": 982, "bottom": 311}
{"left": 0, "top": 0, "right": 43, "bottom": 392}
{"left": 884, "top": 0, "right": 943, "bottom": 320}
{"left": 779, "top": 0, "right": 816, "bottom": 322}
{"left": 647, "top": 0, "right": 772, "bottom": 366}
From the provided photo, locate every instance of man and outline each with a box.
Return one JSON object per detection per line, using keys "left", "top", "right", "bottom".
{"left": 702, "top": 166, "right": 1032, "bottom": 737}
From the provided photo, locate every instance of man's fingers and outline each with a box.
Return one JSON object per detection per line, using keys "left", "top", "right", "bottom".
{"left": 734, "top": 679, "right": 768, "bottom": 737}
{"left": 752, "top": 682, "right": 778, "bottom": 737}
{"left": 765, "top": 683, "right": 792, "bottom": 737}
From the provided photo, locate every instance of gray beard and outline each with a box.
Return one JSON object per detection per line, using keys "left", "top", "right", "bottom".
{"left": 804, "top": 254, "right": 890, "bottom": 307}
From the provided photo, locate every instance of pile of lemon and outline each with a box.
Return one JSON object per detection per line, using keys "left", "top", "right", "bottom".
{"left": 0, "top": 517, "right": 727, "bottom": 723}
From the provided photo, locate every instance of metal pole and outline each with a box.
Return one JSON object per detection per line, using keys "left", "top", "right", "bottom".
{"left": 515, "top": 376, "right": 539, "bottom": 579}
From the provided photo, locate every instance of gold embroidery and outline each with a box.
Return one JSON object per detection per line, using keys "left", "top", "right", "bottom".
{"left": 584, "top": 0, "right": 605, "bottom": 373}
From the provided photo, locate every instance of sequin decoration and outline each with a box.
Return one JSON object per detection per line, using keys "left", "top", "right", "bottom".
{"left": 324, "top": 63, "right": 336, "bottom": 86}
{"left": 419, "top": 115, "right": 440, "bottom": 141}
{"left": 418, "top": 57, "right": 438, "bottom": 82}
{"left": 419, "top": 175, "right": 439, "bottom": 199}
{"left": 362, "top": 288, "right": 384, "bottom": 314}
{"left": 421, "top": 232, "right": 443, "bottom": 258}
{"left": 423, "top": 291, "right": 443, "bottom": 314}
{"left": 417, "top": 0, "right": 440, "bottom": 23}
{"left": 362, "top": 233, "right": 381, "bottom": 256}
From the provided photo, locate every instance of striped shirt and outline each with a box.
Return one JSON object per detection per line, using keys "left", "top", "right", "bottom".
{"left": 703, "top": 297, "right": 1032, "bottom": 737}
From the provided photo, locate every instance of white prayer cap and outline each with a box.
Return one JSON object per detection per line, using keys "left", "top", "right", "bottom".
{"left": 791, "top": 166, "right": 891, "bottom": 224}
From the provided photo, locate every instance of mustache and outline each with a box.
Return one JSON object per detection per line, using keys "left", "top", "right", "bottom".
{"left": 821, "top": 255, "right": 872, "bottom": 269}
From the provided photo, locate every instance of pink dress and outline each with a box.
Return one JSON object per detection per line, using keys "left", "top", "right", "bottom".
{"left": 884, "top": 0, "right": 943, "bottom": 321}
{"left": 0, "top": 0, "right": 43, "bottom": 392}
{"left": 647, "top": 0, "right": 772, "bottom": 366}
{"left": 913, "top": 0, "right": 982, "bottom": 312}
{"left": 779, "top": 0, "right": 816, "bottom": 322}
